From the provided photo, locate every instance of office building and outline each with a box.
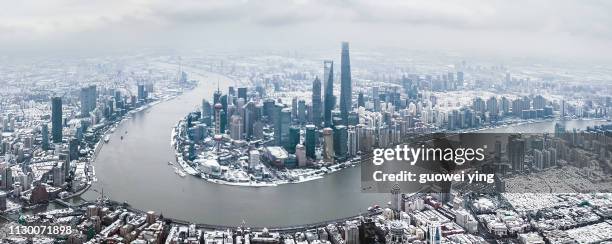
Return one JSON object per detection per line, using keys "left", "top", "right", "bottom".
{"left": 244, "top": 102, "right": 257, "bottom": 140}
{"left": 311, "top": 77, "right": 322, "bottom": 127}
{"left": 41, "top": 124, "right": 49, "bottom": 150}
{"left": 80, "top": 85, "right": 97, "bottom": 117}
{"left": 275, "top": 108, "right": 292, "bottom": 147}
{"left": 305, "top": 124, "right": 317, "bottom": 160}
{"left": 138, "top": 84, "right": 147, "bottom": 101}
{"left": 322, "top": 128, "right": 334, "bottom": 163}
{"left": 339, "top": 42, "right": 352, "bottom": 125}
{"left": 287, "top": 126, "right": 300, "bottom": 154}
{"left": 372, "top": 87, "right": 380, "bottom": 112}
{"left": 507, "top": 135, "right": 526, "bottom": 171}
{"left": 296, "top": 144, "right": 307, "bottom": 167}
{"left": 323, "top": 60, "right": 334, "bottom": 128}
{"left": 237, "top": 87, "right": 247, "bottom": 101}
{"left": 357, "top": 92, "right": 365, "bottom": 108}
{"left": 201, "top": 99, "right": 212, "bottom": 125}
{"left": 297, "top": 100, "right": 307, "bottom": 123}
{"left": 230, "top": 115, "right": 243, "bottom": 140}
{"left": 291, "top": 97, "right": 298, "bottom": 120}
{"left": 51, "top": 96, "right": 63, "bottom": 143}
{"left": 69, "top": 138, "right": 79, "bottom": 161}
{"left": 333, "top": 125, "right": 348, "bottom": 159}
{"left": 348, "top": 126, "right": 357, "bottom": 156}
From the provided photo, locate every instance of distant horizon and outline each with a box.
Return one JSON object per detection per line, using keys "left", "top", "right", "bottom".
{"left": 2, "top": 0, "right": 612, "bottom": 63}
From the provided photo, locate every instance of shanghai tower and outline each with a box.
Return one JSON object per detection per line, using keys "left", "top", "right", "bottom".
{"left": 323, "top": 60, "right": 334, "bottom": 128}
{"left": 339, "top": 42, "right": 352, "bottom": 125}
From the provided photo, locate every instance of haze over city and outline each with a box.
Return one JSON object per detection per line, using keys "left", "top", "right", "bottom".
{"left": 1, "top": 1, "right": 612, "bottom": 243}
{"left": 2, "top": 0, "right": 612, "bottom": 62}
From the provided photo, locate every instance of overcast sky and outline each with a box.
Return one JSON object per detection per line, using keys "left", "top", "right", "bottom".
{"left": 2, "top": 0, "right": 612, "bottom": 62}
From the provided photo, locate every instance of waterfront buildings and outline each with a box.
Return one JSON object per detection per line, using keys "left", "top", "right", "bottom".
{"left": 305, "top": 125, "right": 317, "bottom": 160}
{"left": 322, "top": 128, "right": 334, "bottom": 163}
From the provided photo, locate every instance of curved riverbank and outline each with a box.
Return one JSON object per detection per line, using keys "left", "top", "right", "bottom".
{"left": 171, "top": 119, "right": 359, "bottom": 187}
{"left": 82, "top": 69, "right": 384, "bottom": 227}
{"left": 84, "top": 66, "right": 608, "bottom": 227}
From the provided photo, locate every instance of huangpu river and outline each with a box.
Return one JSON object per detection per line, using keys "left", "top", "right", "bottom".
{"left": 82, "top": 69, "right": 607, "bottom": 227}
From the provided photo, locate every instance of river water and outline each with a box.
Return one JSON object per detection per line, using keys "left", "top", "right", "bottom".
{"left": 82, "top": 70, "right": 607, "bottom": 227}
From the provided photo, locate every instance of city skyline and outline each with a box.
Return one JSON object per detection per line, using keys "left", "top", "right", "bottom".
{"left": 1, "top": 1, "right": 612, "bottom": 243}
{"left": 0, "top": 37, "right": 610, "bottom": 243}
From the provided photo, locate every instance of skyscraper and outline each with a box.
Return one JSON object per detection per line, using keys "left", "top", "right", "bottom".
{"left": 229, "top": 115, "right": 243, "bottom": 140}
{"left": 296, "top": 144, "right": 307, "bottom": 168}
{"left": 79, "top": 85, "right": 97, "bottom": 117}
{"left": 275, "top": 106, "right": 292, "bottom": 147}
{"left": 88, "top": 85, "right": 97, "bottom": 110}
{"left": 237, "top": 87, "right": 247, "bottom": 101}
{"left": 323, "top": 60, "right": 334, "bottom": 128}
{"left": 244, "top": 102, "right": 256, "bottom": 140}
{"left": 390, "top": 184, "right": 401, "bottom": 211}
{"left": 263, "top": 99, "right": 275, "bottom": 123}
{"left": 69, "top": 138, "right": 79, "bottom": 161}
{"left": 220, "top": 110, "right": 227, "bottom": 133}
{"left": 372, "top": 87, "right": 380, "bottom": 112}
{"left": 561, "top": 100, "right": 566, "bottom": 117}
{"left": 280, "top": 108, "right": 292, "bottom": 147}
{"left": 339, "top": 42, "right": 352, "bottom": 125}
{"left": 297, "top": 100, "right": 306, "bottom": 123}
{"left": 507, "top": 135, "right": 525, "bottom": 171}
{"left": 287, "top": 126, "right": 300, "bottom": 154}
{"left": 41, "top": 124, "right": 49, "bottom": 150}
{"left": 322, "top": 127, "right": 334, "bottom": 163}
{"left": 291, "top": 97, "right": 298, "bottom": 120}
{"left": 311, "top": 77, "right": 322, "bottom": 127}
{"left": 348, "top": 126, "right": 357, "bottom": 156}
{"left": 51, "top": 96, "right": 62, "bottom": 143}
{"left": 486, "top": 96, "right": 499, "bottom": 121}
{"left": 80, "top": 87, "right": 90, "bottom": 114}
{"left": 333, "top": 125, "right": 348, "bottom": 159}
{"left": 533, "top": 95, "right": 546, "bottom": 110}
{"left": 274, "top": 104, "right": 283, "bottom": 145}
{"left": 201, "top": 99, "right": 212, "bottom": 126}
{"left": 137, "top": 84, "right": 146, "bottom": 101}
{"left": 305, "top": 124, "right": 317, "bottom": 159}
{"left": 357, "top": 92, "right": 365, "bottom": 108}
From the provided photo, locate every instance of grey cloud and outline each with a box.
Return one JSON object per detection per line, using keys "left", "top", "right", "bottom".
{"left": 4, "top": 0, "right": 612, "bottom": 40}
{"left": 148, "top": 0, "right": 326, "bottom": 27}
{"left": 339, "top": 0, "right": 612, "bottom": 40}
{"left": 1, "top": 0, "right": 612, "bottom": 61}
